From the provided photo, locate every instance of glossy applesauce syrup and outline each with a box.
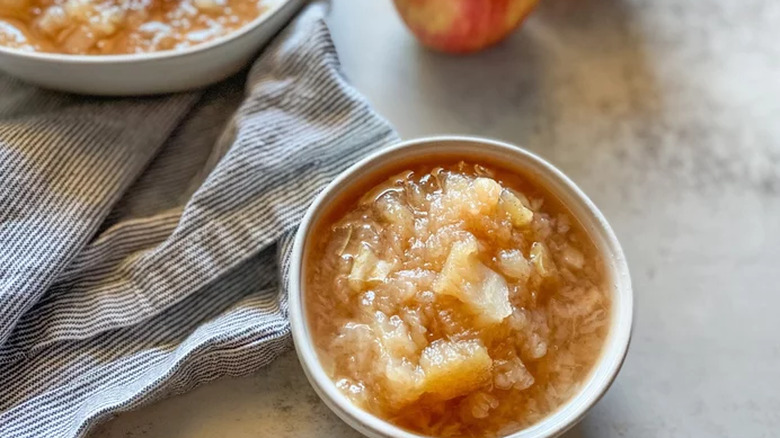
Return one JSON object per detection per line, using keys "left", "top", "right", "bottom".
{"left": 0, "top": 0, "right": 267, "bottom": 54}
{"left": 306, "top": 161, "right": 610, "bottom": 437}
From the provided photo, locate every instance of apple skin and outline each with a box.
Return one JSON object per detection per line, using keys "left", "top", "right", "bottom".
{"left": 392, "top": 0, "right": 540, "bottom": 54}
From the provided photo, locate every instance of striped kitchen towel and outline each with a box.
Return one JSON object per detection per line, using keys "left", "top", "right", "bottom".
{"left": 0, "top": 3, "right": 398, "bottom": 437}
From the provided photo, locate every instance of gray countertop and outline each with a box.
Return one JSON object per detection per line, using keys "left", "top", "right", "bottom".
{"left": 92, "top": 0, "right": 780, "bottom": 437}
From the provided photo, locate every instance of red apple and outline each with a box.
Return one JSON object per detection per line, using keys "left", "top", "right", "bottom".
{"left": 392, "top": 0, "right": 540, "bottom": 54}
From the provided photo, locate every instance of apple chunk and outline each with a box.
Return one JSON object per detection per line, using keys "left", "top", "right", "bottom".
{"left": 419, "top": 339, "right": 492, "bottom": 400}
{"left": 433, "top": 234, "right": 512, "bottom": 324}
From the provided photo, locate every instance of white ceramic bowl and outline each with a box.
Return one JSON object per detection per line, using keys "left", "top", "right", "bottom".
{"left": 289, "top": 136, "right": 633, "bottom": 438}
{"left": 0, "top": 0, "right": 302, "bottom": 95}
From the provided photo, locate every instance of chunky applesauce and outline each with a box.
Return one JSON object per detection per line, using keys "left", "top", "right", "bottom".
{"left": 0, "top": 0, "right": 267, "bottom": 54}
{"left": 306, "top": 162, "right": 610, "bottom": 437}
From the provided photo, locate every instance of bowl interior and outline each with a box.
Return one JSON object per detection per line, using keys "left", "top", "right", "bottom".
{"left": 291, "top": 136, "right": 633, "bottom": 438}
{"left": 0, "top": 0, "right": 292, "bottom": 63}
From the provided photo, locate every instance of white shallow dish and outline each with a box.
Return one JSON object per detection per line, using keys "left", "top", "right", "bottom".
{"left": 289, "top": 136, "right": 634, "bottom": 438}
{"left": 0, "top": 0, "right": 302, "bottom": 95}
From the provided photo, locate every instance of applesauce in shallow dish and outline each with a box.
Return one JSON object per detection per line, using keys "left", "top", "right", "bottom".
{"left": 306, "top": 161, "right": 611, "bottom": 437}
{"left": 0, "top": 0, "right": 268, "bottom": 54}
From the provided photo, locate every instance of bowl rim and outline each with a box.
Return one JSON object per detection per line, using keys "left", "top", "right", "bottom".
{"left": 0, "top": 0, "right": 293, "bottom": 63}
{"left": 289, "top": 135, "right": 634, "bottom": 438}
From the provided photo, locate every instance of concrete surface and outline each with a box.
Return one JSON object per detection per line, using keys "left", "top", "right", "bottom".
{"left": 91, "top": 0, "right": 780, "bottom": 437}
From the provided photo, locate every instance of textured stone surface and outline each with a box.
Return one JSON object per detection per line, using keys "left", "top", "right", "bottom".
{"left": 92, "top": 0, "right": 780, "bottom": 437}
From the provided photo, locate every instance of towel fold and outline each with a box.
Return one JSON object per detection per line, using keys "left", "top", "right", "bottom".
{"left": 0, "top": 4, "right": 398, "bottom": 437}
